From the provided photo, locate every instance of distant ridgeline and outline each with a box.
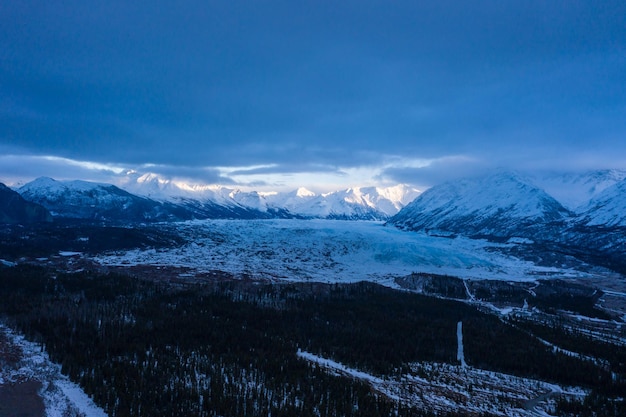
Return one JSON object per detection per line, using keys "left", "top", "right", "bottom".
{"left": 12, "top": 176, "right": 419, "bottom": 222}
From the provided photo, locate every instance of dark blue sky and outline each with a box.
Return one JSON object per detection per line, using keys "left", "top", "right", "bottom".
{"left": 1, "top": 1, "right": 625, "bottom": 190}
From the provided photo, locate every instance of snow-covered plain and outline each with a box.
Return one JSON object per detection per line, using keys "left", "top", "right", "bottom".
{"left": 94, "top": 219, "right": 600, "bottom": 283}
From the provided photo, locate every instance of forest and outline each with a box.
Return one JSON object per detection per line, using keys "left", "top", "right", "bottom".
{"left": 0, "top": 264, "right": 625, "bottom": 417}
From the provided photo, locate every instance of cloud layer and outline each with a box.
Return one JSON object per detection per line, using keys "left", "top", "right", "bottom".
{"left": 1, "top": 1, "right": 625, "bottom": 189}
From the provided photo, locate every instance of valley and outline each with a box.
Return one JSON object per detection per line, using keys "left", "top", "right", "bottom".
{"left": 1, "top": 217, "right": 625, "bottom": 416}
{"left": 1, "top": 169, "right": 626, "bottom": 416}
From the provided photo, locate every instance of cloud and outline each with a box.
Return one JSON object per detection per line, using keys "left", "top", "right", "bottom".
{"left": 0, "top": 154, "right": 235, "bottom": 188}
{"left": 0, "top": 154, "right": 124, "bottom": 186}
{"left": 136, "top": 164, "right": 236, "bottom": 185}
{"left": 226, "top": 163, "right": 345, "bottom": 177}
{"left": 378, "top": 156, "right": 489, "bottom": 189}
{"left": 1, "top": 2, "right": 625, "bottom": 188}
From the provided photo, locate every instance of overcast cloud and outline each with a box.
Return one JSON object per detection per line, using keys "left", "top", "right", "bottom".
{"left": 1, "top": 1, "right": 625, "bottom": 190}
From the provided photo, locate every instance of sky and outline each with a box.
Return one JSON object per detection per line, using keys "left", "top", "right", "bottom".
{"left": 1, "top": 1, "right": 625, "bottom": 191}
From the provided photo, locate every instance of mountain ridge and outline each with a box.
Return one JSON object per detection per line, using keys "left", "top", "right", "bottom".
{"left": 16, "top": 176, "right": 420, "bottom": 221}
{"left": 119, "top": 173, "right": 420, "bottom": 220}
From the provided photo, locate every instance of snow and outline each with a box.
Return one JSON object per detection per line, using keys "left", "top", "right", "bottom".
{"left": 405, "top": 171, "right": 562, "bottom": 219}
{"left": 117, "top": 171, "right": 418, "bottom": 218}
{"left": 579, "top": 177, "right": 626, "bottom": 227}
{"left": 59, "top": 251, "right": 82, "bottom": 257}
{"left": 94, "top": 219, "right": 600, "bottom": 283}
{"left": 391, "top": 171, "right": 571, "bottom": 236}
{"left": 19, "top": 177, "right": 113, "bottom": 196}
{"left": 53, "top": 380, "right": 108, "bottom": 417}
{"left": 457, "top": 321, "right": 467, "bottom": 367}
{"left": 261, "top": 184, "right": 420, "bottom": 218}
{"left": 0, "top": 259, "right": 17, "bottom": 267}
{"left": 18, "top": 177, "right": 151, "bottom": 220}
{"left": 295, "top": 187, "right": 316, "bottom": 197}
{"left": 297, "top": 349, "right": 587, "bottom": 417}
{"left": 530, "top": 169, "right": 626, "bottom": 211}
{"left": 508, "top": 237, "right": 534, "bottom": 244}
{"left": 0, "top": 324, "right": 108, "bottom": 417}
{"left": 296, "top": 350, "right": 383, "bottom": 384}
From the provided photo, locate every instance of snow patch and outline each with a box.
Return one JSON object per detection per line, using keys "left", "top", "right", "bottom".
{"left": 297, "top": 349, "right": 587, "bottom": 417}
{"left": 457, "top": 321, "right": 467, "bottom": 367}
{"left": 0, "top": 259, "right": 17, "bottom": 267}
{"left": 59, "top": 251, "right": 82, "bottom": 257}
{"left": 0, "top": 324, "right": 108, "bottom": 417}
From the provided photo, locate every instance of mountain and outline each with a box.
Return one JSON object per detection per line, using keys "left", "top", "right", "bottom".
{"left": 120, "top": 172, "right": 419, "bottom": 220}
{"left": 559, "top": 178, "right": 626, "bottom": 274}
{"left": 119, "top": 173, "right": 285, "bottom": 219}
{"left": 577, "top": 178, "right": 626, "bottom": 227}
{"left": 530, "top": 169, "right": 626, "bottom": 211}
{"left": 261, "top": 185, "right": 419, "bottom": 220}
{"left": 18, "top": 177, "right": 187, "bottom": 222}
{"left": 0, "top": 182, "right": 52, "bottom": 224}
{"left": 390, "top": 171, "right": 572, "bottom": 239}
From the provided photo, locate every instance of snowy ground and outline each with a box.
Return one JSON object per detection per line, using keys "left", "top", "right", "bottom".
{"left": 94, "top": 219, "right": 601, "bottom": 283}
{"left": 297, "top": 350, "right": 587, "bottom": 417}
{"left": 0, "top": 324, "right": 108, "bottom": 417}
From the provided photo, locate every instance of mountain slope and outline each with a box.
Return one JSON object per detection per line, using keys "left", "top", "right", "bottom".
{"left": 390, "top": 172, "right": 572, "bottom": 239}
{"left": 120, "top": 173, "right": 284, "bottom": 219}
{"left": 18, "top": 177, "right": 183, "bottom": 222}
{"left": 577, "top": 178, "right": 626, "bottom": 227}
{"left": 0, "top": 183, "right": 52, "bottom": 224}
{"left": 530, "top": 169, "right": 626, "bottom": 211}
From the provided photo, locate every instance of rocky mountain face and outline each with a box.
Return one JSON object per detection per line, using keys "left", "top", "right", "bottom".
{"left": 0, "top": 183, "right": 52, "bottom": 224}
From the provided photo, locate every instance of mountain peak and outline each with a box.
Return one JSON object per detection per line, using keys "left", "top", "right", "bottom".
{"left": 295, "top": 187, "right": 316, "bottom": 198}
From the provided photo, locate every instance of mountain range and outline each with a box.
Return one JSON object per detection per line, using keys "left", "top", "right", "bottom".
{"left": 10, "top": 175, "right": 420, "bottom": 222}
{"left": 389, "top": 170, "right": 626, "bottom": 273}
{"left": 3, "top": 170, "right": 624, "bottom": 227}
{"left": 390, "top": 170, "right": 626, "bottom": 236}
{"left": 2, "top": 169, "right": 625, "bottom": 273}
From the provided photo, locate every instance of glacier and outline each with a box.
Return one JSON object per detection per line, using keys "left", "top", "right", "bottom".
{"left": 94, "top": 219, "right": 604, "bottom": 283}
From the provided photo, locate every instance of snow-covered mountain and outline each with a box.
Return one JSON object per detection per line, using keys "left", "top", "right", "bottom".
{"left": 120, "top": 173, "right": 419, "bottom": 220}
{"left": 388, "top": 169, "right": 626, "bottom": 274}
{"left": 261, "top": 185, "right": 420, "bottom": 220}
{"left": 577, "top": 178, "right": 626, "bottom": 227}
{"left": 16, "top": 175, "right": 419, "bottom": 222}
{"left": 530, "top": 169, "right": 626, "bottom": 211}
{"left": 17, "top": 177, "right": 187, "bottom": 222}
{"left": 390, "top": 171, "right": 572, "bottom": 239}
{"left": 0, "top": 182, "right": 52, "bottom": 224}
